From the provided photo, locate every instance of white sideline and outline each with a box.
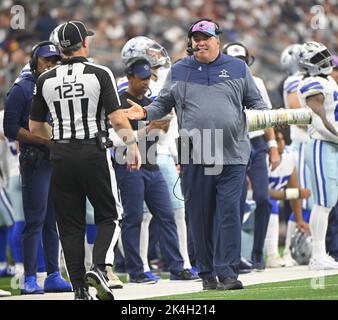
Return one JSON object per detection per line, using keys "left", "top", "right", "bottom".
{"left": 1, "top": 266, "right": 338, "bottom": 300}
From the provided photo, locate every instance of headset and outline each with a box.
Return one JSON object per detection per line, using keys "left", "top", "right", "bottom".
{"left": 29, "top": 40, "right": 61, "bottom": 75}
{"left": 222, "top": 42, "right": 255, "bottom": 66}
{"left": 186, "top": 18, "right": 222, "bottom": 56}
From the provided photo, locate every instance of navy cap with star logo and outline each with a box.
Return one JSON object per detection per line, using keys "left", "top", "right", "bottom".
{"left": 128, "top": 60, "right": 152, "bottom": 79}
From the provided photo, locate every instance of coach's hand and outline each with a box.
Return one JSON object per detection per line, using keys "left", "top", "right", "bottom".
{"left": 126, "top": 142, "right": 142, "bottom": 171}
{"left": 126, "top": 99, "right": 146, "bottom": 120}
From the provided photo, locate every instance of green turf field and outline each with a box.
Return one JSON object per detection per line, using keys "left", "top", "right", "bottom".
{"left": 146, "top": 274, "right": 338, "bottom": 300}
{"left": 0, "top": 276, "right": 20, "bottom": 296}
{"left": 1, "top": 273, "right": 337, "bottom": 300}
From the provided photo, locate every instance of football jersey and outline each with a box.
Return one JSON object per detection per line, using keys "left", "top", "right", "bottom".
{"left": 268, "top": 145, "right": 298, "bottom": 191}
{"left": 283, "top": 72, "right": 309, "bottom": 143}
{"left": 298, "top": 75, "right": 338, "bottom": 144}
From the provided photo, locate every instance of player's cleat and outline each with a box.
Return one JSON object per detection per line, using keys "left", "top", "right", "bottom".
{"left": 74, "top": 287, "right": 93, "bottom": 300}
{"left": 0, "top": 288, "right": 11, "bottom": 297}
{"left": 239, "top": 257, "right": 252, "bottom": 274}
{"left": 217, "top": 277, "right": 244, "bottom": 290}
{"left": 0, "top": 266, "right": 16, "bottom": 277}
{"left": 44, "top": 272, "right": 72, "bottom": 292}
{"left": 170, "top": 269, "right": 199, "bottom": 280}
{"left": 106, "top": 266, "right": 123, "bottom": 289}
{"left": 189, "top": 266, "right": 199, "bottom": 278}
{"left": 282, "top": 251, "right": 298, "bottom": 267}
{"left": 266, "top": 255, "right": 286, "bottom": 268}
{"left": 309, "top": 255, "right": 338, "bottom": 271}
{"left": 144, "top": 271, "right": 160, "bottom": 281}
{"left": 85, "top": 266, "right": 114, "bottom": 300}
{"left": 21, "top": 275, "right": 44, "bottom": 295}
{"left": 130, "top": 272, "right": 158, "bottom": 284}
{"left": 202, "top": 276, "right": 218, "bottom": 290}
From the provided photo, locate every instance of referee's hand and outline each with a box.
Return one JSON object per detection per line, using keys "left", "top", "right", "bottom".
{"left": 125, "top": 99, "right": 146, "bottom": 120}
{"left": 126, "top": 142, "right": 142, "bottom": 171}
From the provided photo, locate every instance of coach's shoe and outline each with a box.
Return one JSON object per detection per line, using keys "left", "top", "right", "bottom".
{"left": 170, "top": 269, "right": 199, "bottom": 280}
{"left": 44, "top": 272, "right": 72, "bottom": 292}
{"left": 21, "top": 275, "right": 44, "bottom": 295}
{"left": 85, "top": 266, "right": 114, "bottom": 300}
{"left": 0, "top": 289, "right": 11, "bottom": 297}
{"left": 106, "top": 266, "right": 123, "bottom": 289}
{"left": 202, "top": 276, "right": 218, "bottom": 290}
{"left": 74, "top": 287, "right": 93, "bottom": 300}
{"left": 217, "top": 277, "right": 244, "bottom": 290}
{"left": 130, "top": 272, "right": 158, "bottom": 284}
{"left": 266, "top": 255, "right": 286, "bottom": 268}
{"left": 309, "top": 255, "right": 338, "bottom": 271}
{"left": 252, "top": 253, "right": 265, "bottom": 272}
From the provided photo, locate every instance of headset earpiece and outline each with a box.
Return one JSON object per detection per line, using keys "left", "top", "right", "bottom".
{"left": 186, "top": 18, "right": 222, "bottom": 56}
{"left": 29, "top": 40, "right": 60, "bottom": 75}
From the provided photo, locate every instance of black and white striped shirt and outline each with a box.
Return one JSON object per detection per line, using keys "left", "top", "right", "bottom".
{"left": 31, "top": 56, "right": 120, "bottom": 140}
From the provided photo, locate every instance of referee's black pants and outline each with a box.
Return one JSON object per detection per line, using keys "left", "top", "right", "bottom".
{"left": 50, "top": 142, "right": 122, "bottom": 290}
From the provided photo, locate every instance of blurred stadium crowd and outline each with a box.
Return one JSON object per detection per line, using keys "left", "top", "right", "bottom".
{"left": 0, "top": 0, "right": 337, "bottom": 109}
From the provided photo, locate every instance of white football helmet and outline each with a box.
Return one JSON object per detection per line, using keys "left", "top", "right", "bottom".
{"left": 290, "top": 229, "right": 312, "bottom": 265}
{"left": 121, "top": 36, "right": 170, "bottom": 68}
{"left": 280, "top": 43, "right": 302, "bottom": 74}
{"left": 49, "top": 25, "right": 62, "bottom": 47}
{"left": 298, "top": 41, "right": 333, "bottom": 76}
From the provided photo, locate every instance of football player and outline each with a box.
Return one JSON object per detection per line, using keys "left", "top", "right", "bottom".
{"left": 264, "top": 128, "right": 311, "bottom": 268}
{"left": 280, "top": 43, "right": 314, "bottom": 265}
{"left": 114, "top": 36, "right": 195, "bottom": 281}
{"left": 298, "top": 41, "right": 338, "bottom": 270}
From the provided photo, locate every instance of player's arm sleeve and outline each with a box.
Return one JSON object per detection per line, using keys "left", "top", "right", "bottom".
{"left": 284, "top": 79, "right": 301, "bottom": 94}
{"left": 30, "top": 77, "right": 50, "bottom": 122}
{"left": 99, "top": 68, "right": 121, "bottom": 116}
{"left": 298, "top": 77, "right": 325, "bottom": 99}
{"left": 4, "top": 85, "right": 28, "bottom": 140}
{"left": 242, "top": 65, "right": 268, "bottom": 110}
{"left": 144, "top": 69, "right": 176, "bottom": 120}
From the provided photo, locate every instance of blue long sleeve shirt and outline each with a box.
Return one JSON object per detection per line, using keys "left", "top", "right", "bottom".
{"left": 3, "top": 71, "right": 49, "bottom": 155}
{"left": 145, "top": 53, "right": 268, "bottom": 165}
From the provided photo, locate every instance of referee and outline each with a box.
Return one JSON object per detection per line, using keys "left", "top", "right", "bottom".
{"left": 29, "top": 21, "right": 141, "bottom": 300}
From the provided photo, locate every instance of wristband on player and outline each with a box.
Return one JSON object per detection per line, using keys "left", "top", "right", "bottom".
{"left": 284, "top": 188, "right": 300, "bottom": 200}
{"left": 267, "top": 139, "right": 278, "bottom": 149}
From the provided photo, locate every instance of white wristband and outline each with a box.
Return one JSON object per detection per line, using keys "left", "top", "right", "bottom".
{"left": 267, "top": 139, "right": 277, "bottom": 149}
{"left": 285, "top": 188, "right": 300, "bottom": 200}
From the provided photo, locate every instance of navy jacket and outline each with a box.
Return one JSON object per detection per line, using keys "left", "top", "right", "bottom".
{"left": 3, "top": 70, "right": 49, "bottom": 155}
{"left": 145, "top": 53, "right": 268, "bottom": 165}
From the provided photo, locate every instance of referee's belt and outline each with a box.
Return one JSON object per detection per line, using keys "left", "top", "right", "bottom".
{"left": 53, "top": 138, "right": 96, "bottom": 145}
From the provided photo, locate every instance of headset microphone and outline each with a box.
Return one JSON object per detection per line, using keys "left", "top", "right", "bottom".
{"left": 186, "top": 47, "right": 200, "bottom": 55}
